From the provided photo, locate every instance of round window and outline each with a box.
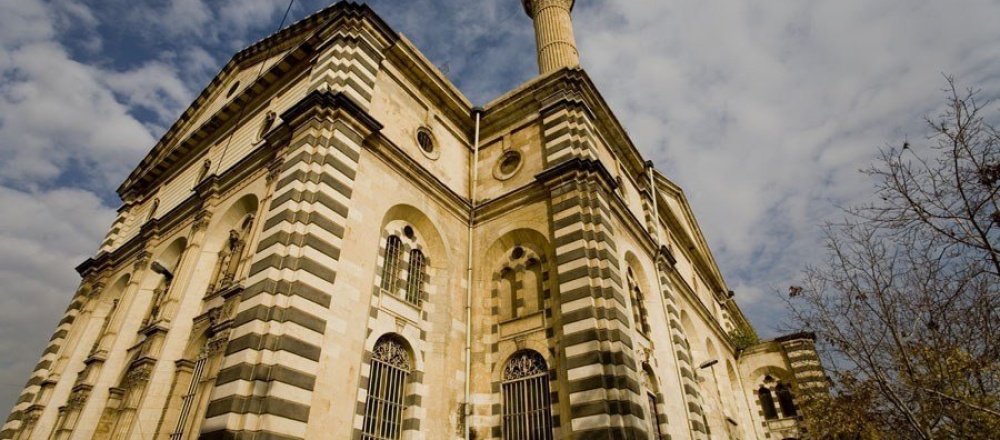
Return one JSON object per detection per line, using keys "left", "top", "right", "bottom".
{"left": 493, "top": 150, "right": 523, "bottom": 181}
{"left": 415, "top": 128, "right": 439, "bottom": 159}
{"left": 511, "top": 246, "right": 525, "bottom": 260}
{"left": 225, "top": 81, "right": 240, "bottom": 98}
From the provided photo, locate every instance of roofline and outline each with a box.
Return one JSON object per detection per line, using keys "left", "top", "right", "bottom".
{"left": 117, "top": 1, "right": 477, "bottom": 198}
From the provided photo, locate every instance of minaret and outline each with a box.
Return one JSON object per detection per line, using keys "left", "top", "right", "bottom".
{"left": 522, "top": 0, "right": 580, "bottom": 74}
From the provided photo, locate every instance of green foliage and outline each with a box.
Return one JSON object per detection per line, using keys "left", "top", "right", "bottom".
{"left": 728, "top": 325, "right": 758, "bottom": 351}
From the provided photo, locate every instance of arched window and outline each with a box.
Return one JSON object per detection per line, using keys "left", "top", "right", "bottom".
{"left": 641, "top": 367, "right": 665, "bottom": 439}
{"left": 381, "top": 236, "right": 402, "bottom": 294}
{"left": 362, "top": 337, "right": 411, "bottom": 440}
{"left": 776, "top": 383, "right": 798, "bottom": 418}
{"left": 759, "top": 386, "right": 778, "bottom": 420}
{"left": 405, "top": 249, "right": 424, "bottom": 305}
{"left": 502, "top": 351, "right": 552, "bottom": 440}
{"left": 627, "top": 268, "right": 650, "bottom": 336}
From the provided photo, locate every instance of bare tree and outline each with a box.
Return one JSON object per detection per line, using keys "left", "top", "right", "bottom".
{"left": 787, "top": 78, "right": 1000, "bottom": 440}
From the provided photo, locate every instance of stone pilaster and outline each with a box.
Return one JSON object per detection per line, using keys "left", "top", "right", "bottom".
{"left": 537, "top": 159, "right": 647, "bottom": 439}
{"left": 198, "top": 91, "right": 382, "bottom": 440}
{"left": 306, "top": 8, "right": 396, "bottom": 110}
{"left": 540, "top": 94, "right": 600, "bottom": 167}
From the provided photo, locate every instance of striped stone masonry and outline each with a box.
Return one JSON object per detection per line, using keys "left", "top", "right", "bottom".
{"left": 307, "top": 12, "right": 394, "bottom": 111}
{"left": 485, "top": 245, "right": 562, "bottom": 440}
{"left": 537, "top": 158, "right": 647, "bottom": 439}
{"left": 779, "top": 335, "right": 828, "bottom": 395}
{"left": 99, "top": 208, "right": 132, "bottom": 254}
{"left": 540, "top": 97, "right": 601, "bottom": 167}
{"left": 199, "top": 91, "right": 382, "bottom": 440}
{"left": 0, "top": 283, "right": 98, "bottom": 440}
{"left": 351, "top": 225, "right": 432, "bottom": 440}
{"left": 656, "top": 259, "right": 707, "bottom": 437}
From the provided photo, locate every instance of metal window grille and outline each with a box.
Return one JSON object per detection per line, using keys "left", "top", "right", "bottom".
{"left": 405, "top": 250, "right": 424, "bottom": 305}
{"left": 362, "top": 338, "right": 411, "bottom": 440}
{"left": 381, "top": 236, "right": 402, "bottom": 294}
{"left": 169, "top": 355, "right": 208, "bottom": 440}
{"left": 647, "top": 392, "right": 663, "bottom": 439}
{"left": 640, "top": 369, "right": 664, "bottom": 439}
{"left": 501, "top": 351, "right": 552, "bottom": 440}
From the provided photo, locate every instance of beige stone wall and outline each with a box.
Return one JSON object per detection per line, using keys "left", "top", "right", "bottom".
{"left": 3, "top": 4, "right": 825, "bottom": 440}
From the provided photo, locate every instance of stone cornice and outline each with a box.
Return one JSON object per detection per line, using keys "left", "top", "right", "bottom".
{"left": 79, "top": 138, "right": 274, "bottom": 279}
{"left": 280, "top": 90, "right": 384, "bottom": 135}
{"left": 650, "top": 170, "right": 729, "bottom": 293}
{"left": 533, "top": 157, "right": 619, "bottom": 191}
{"left": 482, "top": 67, "right": 649, "bottom": 181}
{"left": 384, "top": 35, "right": 475, "bottom": 140}
{"left": 116, "top": 2, "right": 400, "bottom": 200}
{"left": 118, "top": 50, "right": 312, "bottom": 200}
{"left": 522, "top": 0, "right": 576, "bottom": 17}
{"left": 648, "top": 170, "right": 757, "bottom": 336}
{"left": 366, "top": 133, "right": 471, "bottom": 222}
{"left": 473, "top": 182, "right": 549, "bottom": 226}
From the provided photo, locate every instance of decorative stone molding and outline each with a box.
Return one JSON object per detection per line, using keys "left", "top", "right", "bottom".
{"left": 133, "top": 251, "right": 152, "bottom": 271}
{"left": 192, "top": 210, "right": 213, "bottom": 232}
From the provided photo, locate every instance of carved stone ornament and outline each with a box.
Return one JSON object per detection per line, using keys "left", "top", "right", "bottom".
{"left": 221, "top": 297, "right": 239, "bottom": 321}
{"left": 85, "top": 281, "right": 105, "bottom": 299}
{"left": 372, "top": 339, "right": 411, "bottom": 371}
{"left": 22, "top": 405, "right": 43, "bottom": 425}
{"left": 206, "top": 306, "right": 223, "bottom": 325}
{"left": 503, "top": 351, "right": 547, "bottom": 381}
{"left": 636, "top": 347, "right": 651, "bottom": 365}
{"left": 206, "top": 331, "right": 230, "bottom": 357}
{"left": 134, "top": 251, "right": 152, "bottom": 270}
{"left": 124, "top": 363, "right": 153, "bottom": 388}
{"left": 266, "top": 159, "right": 284, "bottom": 183}
{"left": 192, "top": 210, "right": 212, "bottom": 231}
{"left": 67, "top": 388, "right": 91, "bottom": 410}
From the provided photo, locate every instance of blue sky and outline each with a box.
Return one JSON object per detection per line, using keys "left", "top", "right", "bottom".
{"left": 2, "top": 0, "right": 1000, "bottom": 414}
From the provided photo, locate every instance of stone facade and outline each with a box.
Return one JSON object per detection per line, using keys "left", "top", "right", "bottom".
{"left": 3, "top": 2, "right": 825, "bottom": 439}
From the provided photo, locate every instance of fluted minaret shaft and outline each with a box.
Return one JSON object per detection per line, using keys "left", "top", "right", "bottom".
{"left": 523, "top": 0, "right": 579, "bottom": 74}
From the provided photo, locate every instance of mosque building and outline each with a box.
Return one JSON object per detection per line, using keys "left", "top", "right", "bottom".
{"left": 3, "top": 2, "right": 825, "bottom": 439}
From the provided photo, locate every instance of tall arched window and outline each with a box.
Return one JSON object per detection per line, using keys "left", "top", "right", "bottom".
{"left": 641, "top": 367, "right": 665, "bottom": 439}
{"left": 759, "top": 386, "right": 778, "bottom": 420}
{"left": 362, "top": 336, "right": 412, "bottom": 440}
{"left": 405, "top": 249, "right": 424, "bottom": 305}
{"left": 502, "top": 351, "right": 552, "bottom": 440}
{"left": 381, "top": 235, "right": 402, "bottom": 294}
{"left": 776, "top": 383, "right": 798, "bottom": 418}
{"left": 627, "top": 268, "right": 650, "bottom": 336}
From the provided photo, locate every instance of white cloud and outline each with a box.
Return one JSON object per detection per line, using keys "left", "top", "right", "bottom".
{"left": 2, "top": 0, "right": 1000, "bottom": 420}
{"left": 0, "top": 187, "right": 115, "bottom": 410}
{"left": 0, "top": 0, "right": 189, "bottom": 413}
{"left": 576, "top": 0, "right": 1000, "bottom": 334}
